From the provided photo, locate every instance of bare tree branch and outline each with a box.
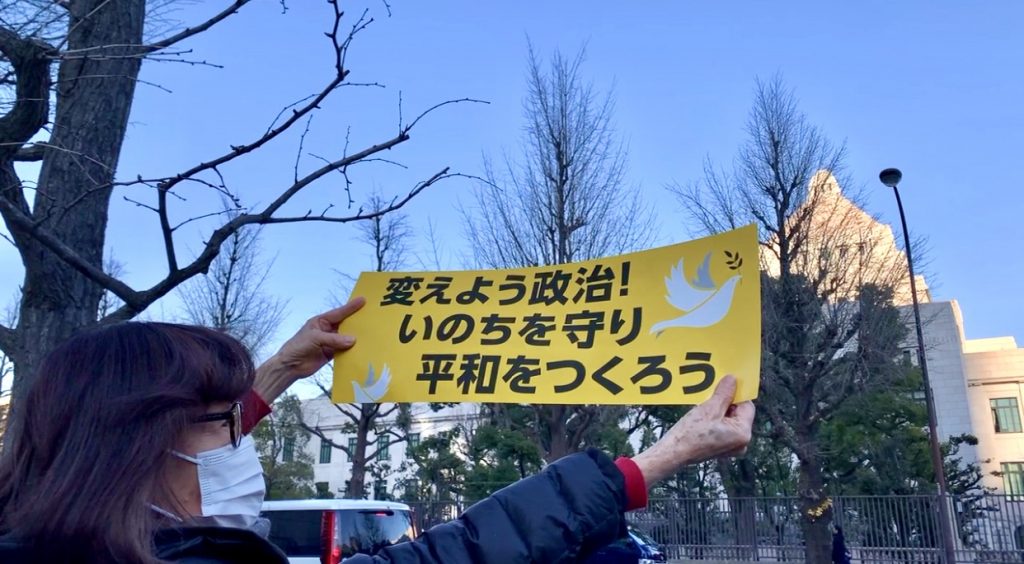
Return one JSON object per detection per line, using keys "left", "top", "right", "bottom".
{"left": 312, "top": 379, "right": 361, "bottom": 426}
{"left": 2, "top": 141, "right": 113, "bottom": 172}
{"left": 157, "top": 185, "right": 177, "bottom": 271}
{"left": 261, "top": 169, "right": 472, "bottom": 224}
{"left": 0, "top": 27, "right": 52, "bottom": 158}
{"left": 179, "top": 203, "right": 288, "bottom": 358}
{"left": 170, "top": 208, "right": 235, "bottom": 232}
{"left": 53, "top": 73, "right": 174, "bottom": 93}
{"left": 293, "top": 115, "right": 313, "bottom": 184}
{"left": 302, "top": 422, "right": 352, "bottom": 458}
{"left": 147, "top": 0, "right": 252, "bottom": 52}
{"left": 378, "top": 404, "right": 400, "bottom": 419}
{"left": 402, "top": 97, "right": 488, "bottom": 135}
{"left": 1, "top": 0, "right": 484, "bottom": 408}
{"left": 122, "top": 195, "right": 157, "bottom": 213}
{"left": 464, "top": 46, "right": 652, "bottom": 269}
{"left": 0, "top": 322, "right": 13, "bottom": 356}
{"left": 0, "top": 132, "right": 466, "bottom": 323}
{"left": 0, "top": 197, "right": 139, "bottom": 304}
{"left": 152, "top": 8, "right": 358, "bottom": 198}
{"left": 12, "top": 143, "right": 43, "bottom": 161}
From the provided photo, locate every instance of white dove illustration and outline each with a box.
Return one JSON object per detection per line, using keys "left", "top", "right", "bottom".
{"left": 650, "top": 252, "right": 742, "bottom": 334}
{"left": 352, "top": 364, "right": 391, "bottom": 403}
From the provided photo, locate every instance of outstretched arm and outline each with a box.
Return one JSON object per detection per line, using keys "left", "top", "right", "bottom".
{"left": 343, "top": 376, "right": 754, "bottom": 563}
{"left": 242, "top": 297, "right": 365, "bottom": 433}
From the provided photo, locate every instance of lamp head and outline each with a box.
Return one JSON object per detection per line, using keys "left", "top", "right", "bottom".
{"left": 879, "top": 168, "right": 903, "bottom": 188}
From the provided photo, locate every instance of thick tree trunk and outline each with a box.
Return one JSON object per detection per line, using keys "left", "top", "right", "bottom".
{"left": 347, "top": 450, "right": 367, "bottom": 499}
{"left": 346, "top": 405, "right": 375, "bottom": 499}
{"left": 720, "top": 457, "right": 759, "bottom": 559}
{"left": 10, "top": 1, "right": 145, "bottom": 399}
{"left": 542, "top": 405, "right": 570, "bottom": 463}
{"left": 797, "top": 446, "right": 833, "bottom": 564}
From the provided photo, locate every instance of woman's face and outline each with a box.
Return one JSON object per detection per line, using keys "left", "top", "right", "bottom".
{"left": 163, "top": 401, "right": 235, "bottom": 517}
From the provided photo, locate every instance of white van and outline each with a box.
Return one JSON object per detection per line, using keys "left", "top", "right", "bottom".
{"left": 261, "top": 499, "right": 418, "bottom": 564}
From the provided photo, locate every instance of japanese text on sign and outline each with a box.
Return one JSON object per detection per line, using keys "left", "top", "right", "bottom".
{"left": 333, "top": 224, "right": 760, "bottom": 405}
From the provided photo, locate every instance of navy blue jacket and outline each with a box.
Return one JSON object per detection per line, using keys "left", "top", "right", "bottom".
{"left": 0, "top": 526, "right": 289, "bottom": 563}
{"left": 345, "top": 448, "right": 629, "bottom": 563}
{"left": 0, "top": 449, "right": 627, "bottom": 563}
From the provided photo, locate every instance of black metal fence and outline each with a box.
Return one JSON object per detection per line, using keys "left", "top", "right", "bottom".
{"left": 407, "top": 495, "right": 1024, "bottom": 563}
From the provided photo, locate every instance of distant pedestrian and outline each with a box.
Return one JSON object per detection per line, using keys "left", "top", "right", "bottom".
{"left": 832, "top": 525, "right": 852, "bottom": 564}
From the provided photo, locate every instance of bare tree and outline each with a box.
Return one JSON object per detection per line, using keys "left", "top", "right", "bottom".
{"left": 465, "top": 45, "right": 652, "bottom": 269}
{"left": 415, "top": 217, "right": 453, "bottom": 271}
{"left": 0, "top": 1, "right": 482, "bottom": 407}
{"left": 357, "top": 191, "right": 413, "bottom": 274}
{"left": 670, "top": 76, "right": 914, "bottom": 564}
{"left": 304, "top": 191, "right": 415, "bottom": 499}
{"left": 179, "top": 203, "right": 287, "bottom": 359}
{"left": 463, "top": 45, "right": 654, "bottom": 463}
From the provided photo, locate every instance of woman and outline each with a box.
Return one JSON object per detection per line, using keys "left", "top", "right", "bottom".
{"left": 0, "top": 321, "right": 275, "bottom": 562}
{"left": 0, "top": 298, "right": 754, "bottom": 563}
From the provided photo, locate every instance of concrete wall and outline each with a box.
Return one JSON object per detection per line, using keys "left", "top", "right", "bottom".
{"left": 964, "top": 341, "right": 1024, "bottom": 493}
{"left": 903, "top": 301, "right": 978, "bottom": 445}
{"left": 903, "top": 300, "right": 1024, "bottom": 494}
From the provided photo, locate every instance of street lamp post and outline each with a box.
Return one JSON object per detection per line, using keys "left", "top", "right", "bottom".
{"left": 879, "top": 167, "right": 957, "bottom": 564}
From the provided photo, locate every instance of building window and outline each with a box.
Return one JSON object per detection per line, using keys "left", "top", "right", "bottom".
{"left": 377, "top": 435, "right": 390, "bottom": 461}
{"left": 991, "top": 398, "right": 1023, "bottom": 433}
{"left": 407, "top": 432, "right": 421, "bottom": 453}
{"left": 282, "top": 437, "right": 295, "bottom": 463}
{"left": 902, "top": 349, "right": 913, "bottom": 366}
{"left": 319, "top": 438, "right": 332, "bottom": 464}
{"left": 374, "top": 479, "right": 388, "bottom": 500}
{"left": 1002, "top": 462, "right": 1024, "bottom": 499}
{"left": 347, "top": 437, "right": 357, "bottom": 461}
{"left": 405, "top": 479, "right": 420, "bottom": 497}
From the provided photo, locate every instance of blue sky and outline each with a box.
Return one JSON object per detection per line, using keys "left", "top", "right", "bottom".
{"left": 3, "top": 1, "right": 1022, "bottom": 376}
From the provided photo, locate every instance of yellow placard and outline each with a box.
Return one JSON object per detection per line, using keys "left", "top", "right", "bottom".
{"left": 333, "top": 224, "right": 760, "bottom": 405}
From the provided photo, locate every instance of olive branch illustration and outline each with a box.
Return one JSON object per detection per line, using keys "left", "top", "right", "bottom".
{"left": 725, "top": 250, "right": 743, "bottom": 270}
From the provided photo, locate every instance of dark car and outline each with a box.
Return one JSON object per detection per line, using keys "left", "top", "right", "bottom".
{"left": 586, "top": 527, "right": 667, "bottom": 563}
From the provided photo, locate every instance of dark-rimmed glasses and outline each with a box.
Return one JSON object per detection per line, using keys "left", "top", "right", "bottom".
{"left": 192, "top": 401, "right": 243, "bottom": 448}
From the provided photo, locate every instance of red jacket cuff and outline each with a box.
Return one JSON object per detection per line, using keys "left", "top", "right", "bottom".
{"left": 614, "top": 457, "right": 648, "bottom": 511}
{"left": 241, "top": 389, "right": 272, "bottom": 435}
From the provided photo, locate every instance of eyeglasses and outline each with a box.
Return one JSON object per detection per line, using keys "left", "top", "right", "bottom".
{"left": 192, "top": 401, "right": 243, "bottom": 448}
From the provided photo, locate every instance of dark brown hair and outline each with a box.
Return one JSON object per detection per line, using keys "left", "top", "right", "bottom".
{"left": 0, "top": 322, "right": 254, "bottom": 563}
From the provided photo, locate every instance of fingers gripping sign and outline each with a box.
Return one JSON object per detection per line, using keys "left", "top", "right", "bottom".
{"left": 275, "top": 297, "right": 365, "bottom": 378}
{"left": 631, "top": 375, "right": 756, "bottom": 485}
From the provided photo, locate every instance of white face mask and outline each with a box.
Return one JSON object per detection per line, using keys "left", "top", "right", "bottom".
{"left": 164, "top": 434, "right": 268, "bottom": 532}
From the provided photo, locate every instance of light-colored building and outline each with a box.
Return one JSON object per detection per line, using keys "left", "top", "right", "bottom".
{"left": 910, "top": 301, "right": 978, "bottom": 444}
{"left": 297, "top": 398, "right": 479, "bottom": 499}
{"left": 904, "top": 299, "right": 1024, "bottom": 495}
{"left": 963, "top": 335, "right": 1024, "bottom": 495}
{"left": 765, "top": 169, "right": 1024, "bottom": 495}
